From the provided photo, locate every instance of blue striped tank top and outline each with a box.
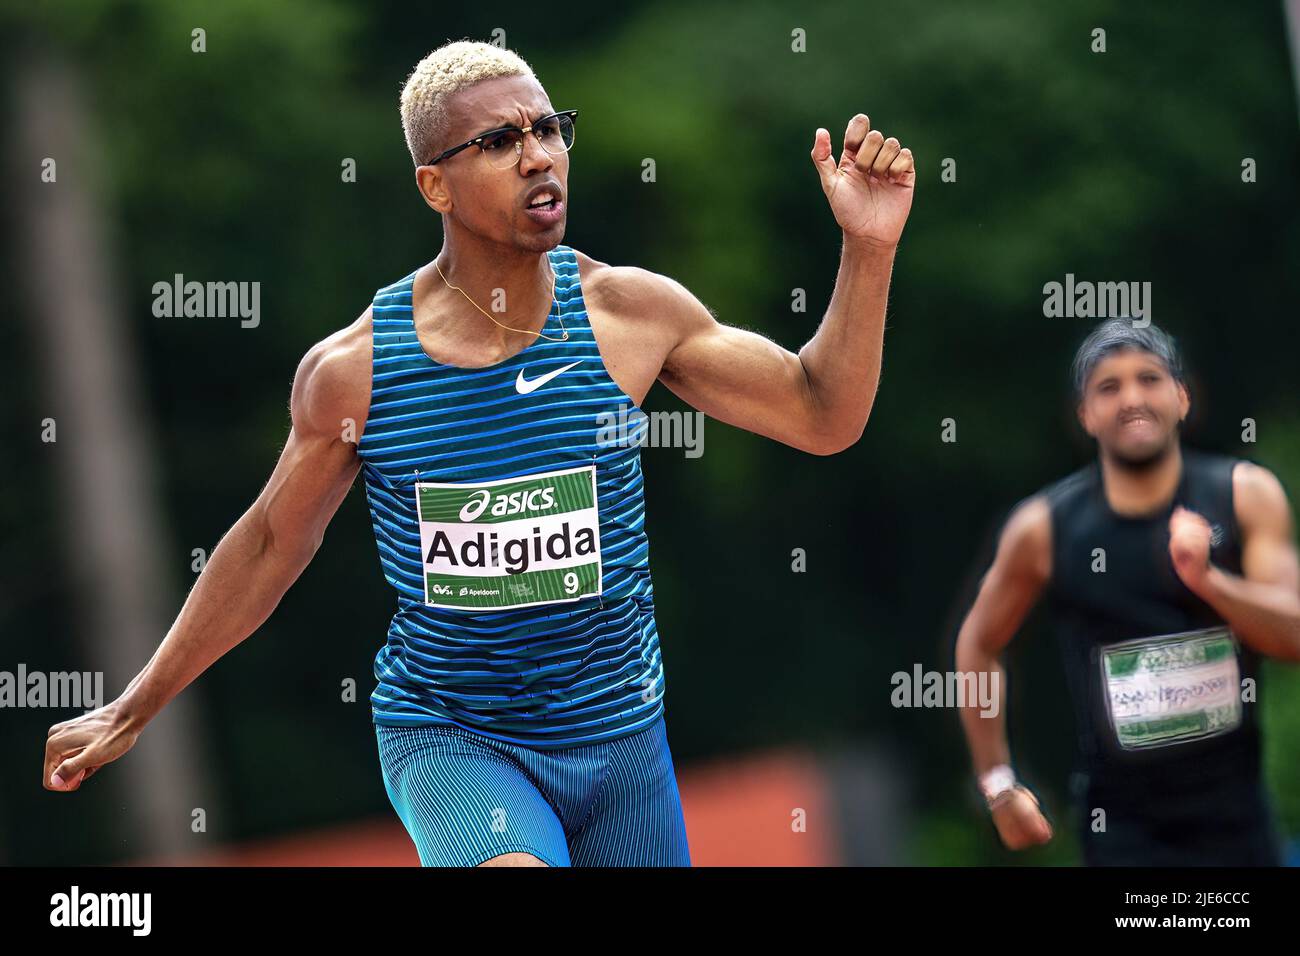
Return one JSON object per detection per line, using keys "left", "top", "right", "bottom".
{"left": 356, "top": 244, "right": 665, "bottom": 747}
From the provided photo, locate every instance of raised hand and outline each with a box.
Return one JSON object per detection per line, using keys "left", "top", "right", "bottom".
{"left": 811, "top": 113, "right": 915, "bottom": 247}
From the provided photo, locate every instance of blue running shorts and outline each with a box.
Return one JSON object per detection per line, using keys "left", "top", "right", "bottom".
{"left": 375, "top": 715, "right": 691, "bottom": 867}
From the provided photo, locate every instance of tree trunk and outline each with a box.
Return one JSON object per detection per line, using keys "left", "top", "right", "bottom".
{"left": 10, "top": 48, "right": 220, "bottom": 861}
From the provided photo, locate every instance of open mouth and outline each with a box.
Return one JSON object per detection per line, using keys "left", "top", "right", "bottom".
{"left": 525, "top": 185, "right": 562, "bottom": 209}
{"left": 523, "top": 187, "right": 565, "bottom": 226}
{"left": 1118, "top": 415, "right": 1158, "bottom": 436}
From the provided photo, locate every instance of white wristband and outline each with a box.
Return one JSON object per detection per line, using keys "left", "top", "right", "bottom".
{"left": 979, "top": 764, "right": 1017, "bottom": 806}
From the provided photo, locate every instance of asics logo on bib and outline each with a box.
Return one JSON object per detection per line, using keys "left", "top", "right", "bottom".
{"left": 413, "top": 466, "right": 603, "bottom": 611}
{"left": 458, "top": 486, "right": 557, "bottom": 521}
{"left": 515, "top": 360, "right": 581, "bottom": 395}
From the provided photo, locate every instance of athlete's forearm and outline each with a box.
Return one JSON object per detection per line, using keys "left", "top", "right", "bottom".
{"left": 1195, "top": 566, "right": 1300, "bottom": 662}
{"left": 117, "top": 508, "right": 317, "bottom": 728}
{"left": 955, "top": 630, "right": 1012, "bottom": 775}
{"left": 795, "top": 234, "right": 896, "bottom": 446}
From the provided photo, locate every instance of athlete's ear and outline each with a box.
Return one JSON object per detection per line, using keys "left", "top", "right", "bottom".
{"left": 415, "top": 165, "right": 453, "bottom": 214}
{"left": 1076, "top": 398, "right": 1095, "bottom": 437}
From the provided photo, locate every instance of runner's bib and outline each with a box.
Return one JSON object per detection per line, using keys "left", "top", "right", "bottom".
{"left": 1099, "top": 626, "right": 1242, "bottom": 750}
{"left": 414, "top": 465, "right": 603, "bottom": 611}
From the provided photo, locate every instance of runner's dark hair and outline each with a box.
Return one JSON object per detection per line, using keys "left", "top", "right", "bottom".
{"left": 1071, "top": 318, "right": 1185, "bottom": 399}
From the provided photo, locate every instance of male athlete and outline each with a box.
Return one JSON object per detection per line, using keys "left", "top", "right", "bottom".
{"left": 956, "top": 318, "right": 1300, "bottom": 865}
{"left": 43, "top": 40, "right": 916, "bottom": 866}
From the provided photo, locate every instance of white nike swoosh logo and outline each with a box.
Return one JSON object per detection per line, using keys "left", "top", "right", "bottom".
{"left": 515, "top": 361, "right": 582, "bottom": 395}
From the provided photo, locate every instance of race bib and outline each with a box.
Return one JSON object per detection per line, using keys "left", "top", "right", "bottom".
{"left": 1100, "top": 626, "right": 1242, "bottom": 750}
{"left": 414, "top": 465, "right": 602, "bottom": 611}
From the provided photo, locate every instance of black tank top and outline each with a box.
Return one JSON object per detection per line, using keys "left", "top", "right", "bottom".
{"left": 1041, "top": 449, "right": 1261, "bottom": 807}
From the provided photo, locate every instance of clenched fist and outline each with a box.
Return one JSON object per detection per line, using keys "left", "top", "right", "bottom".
{"left": 44, "top": 698, "right": 141, "bottom": 792}
{"left": 1169, "top": 505, "right": 1213, "bottom": 593}
{"left": 990, "top": 785, "right": 1054, "bottom": 851}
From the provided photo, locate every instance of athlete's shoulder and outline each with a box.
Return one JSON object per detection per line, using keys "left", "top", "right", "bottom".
{"left": 1039, "top": 460, "right": 1097, "bottom": 513}
{"left": 571, "top": 247, "right": 711, "bottom": 327}
{"left": 995, "top": 494, "right": 1052, "bottom": 582}
{"left": 1231, "top": 458, "right": 1292, "bottom": 532}
{"left": 1183, "top": 446, "right": 1240, "bottom": 476}
{"left": 374, "top": 270, "right": 416, "bottom": 299}
{"left": 290, "top": 306, "right": 373, "bottom": 439}
{"left": 1182, "top": 447, "right": 1252, "bottom": 510}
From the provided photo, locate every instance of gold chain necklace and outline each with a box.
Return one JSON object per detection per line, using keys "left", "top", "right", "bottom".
{"left": 434, "top": 257, "right": 569, "bottom": 342}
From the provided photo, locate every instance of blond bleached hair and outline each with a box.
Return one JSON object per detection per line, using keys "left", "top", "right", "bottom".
{"left": 400, "top": 40, "right": 536, "bottom": 167}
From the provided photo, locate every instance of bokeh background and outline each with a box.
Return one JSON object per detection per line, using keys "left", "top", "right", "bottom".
{"left": 2, "top": 0, "right": 1298, "bottom": 865}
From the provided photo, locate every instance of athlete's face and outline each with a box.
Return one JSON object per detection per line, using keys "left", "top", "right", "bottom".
{"left": 418, "top": 74, "right": 569, "bottom": 253}
{"left": 1077, "top": 348, "right": 1189, "bottom": 467}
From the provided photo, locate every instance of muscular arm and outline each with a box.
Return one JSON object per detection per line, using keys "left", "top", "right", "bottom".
{"left": 649, "top": 239, "right": 898, "bottom": 456}
{"left": 44, "top": 311, "right": 372, "bottom": 790}
{"left": 1175, "top": 462, "right": 1300, "bottom": 662}
{"left": 619, "top": 115, "right": 914, "bottom": 456}
{"left": 954, "top": 496, "right": 1052, "bottom": 776}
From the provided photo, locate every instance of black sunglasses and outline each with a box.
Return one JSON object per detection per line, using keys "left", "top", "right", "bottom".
{"left": 424, "top": 110, "right": 579, "bottom": 168}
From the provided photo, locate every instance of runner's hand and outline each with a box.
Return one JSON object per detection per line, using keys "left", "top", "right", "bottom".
{"left": 810, "top": 114, "right": 915, "bottom": 247}
{"left": 44, "top": 698, "right": 141, "bottom": 792}
{"left": 990, "top": 785, "right": 1054, "bottom": 850}
{"left": 1169, "top": 505, "right": 1213, "bottom": 592}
